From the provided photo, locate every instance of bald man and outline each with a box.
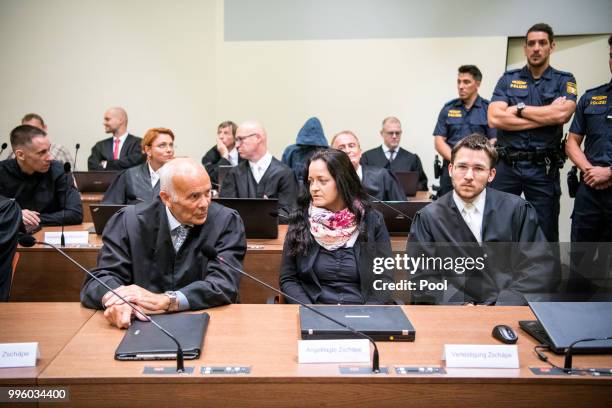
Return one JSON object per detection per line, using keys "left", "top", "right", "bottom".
{"left": 219, "top": 120, "right": 298, "bottom": 220}
{"left": 81, "top": 158, "right": 247, "bottom": 329}
{"left": 87, "top": 107, "right": 145, "bottom": 171}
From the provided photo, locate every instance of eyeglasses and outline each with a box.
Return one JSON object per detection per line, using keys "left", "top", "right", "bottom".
{"left": 452, "top": 164, "right": 490, "bottom": 176}
{"left": 384, "top": 131, "right": 402, "bottom": 136}
{"left": 235, "top": 133, "right": 258, "bottom": 144}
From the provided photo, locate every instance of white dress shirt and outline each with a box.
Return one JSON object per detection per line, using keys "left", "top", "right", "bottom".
{"left": 249, "top": 152, "right": 273, "bottom": 184}
{"left": 452, "top": 189, "right": 486, "bottom": 244}
{"left": 356, "top": 165, "right": 363, "bottom": 181}
{"left": 228, "top": 147, "right": 239, "bottom": 166}
{"left": 148, "top": 163, "right": 160, "bottom": 187}
{"left": 112, "top": 132, "right": 129, "bottom": 158}
{"left": 382, "top": 144, "right": 397, "bottom": 161}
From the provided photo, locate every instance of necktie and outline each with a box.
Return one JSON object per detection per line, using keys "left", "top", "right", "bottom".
{"left": 389, "top": 150, "right": 396, "bottom": 162}
{"left": 113, "top": 138, "right": 120, "bottom": 160}
{"left": 173, "top": 225, "right": 189, "bottom": 252}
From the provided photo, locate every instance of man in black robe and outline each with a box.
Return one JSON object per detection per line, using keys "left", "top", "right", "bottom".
{"left": 220, "top": 120, "right": 298, "bottom": 220}
{"left": 201, "top": 120, "right": 245, "bottom": 187}
{"left": 0, "top": 125, "right": 83, "bottom": 228}
{"left": 81, "top": 158, "right": 246, "bottom": 329}
{"left": 361, "top": 116, "right": 428, "bottom": 191}
{"left": 408, "top": 134, "right": 557, "bottom": 305}
{"left": 331, "top": 130, "right": 405, "bottom": 201}
{"left": 0, "top": 196, "right": 22, "bottom": 301}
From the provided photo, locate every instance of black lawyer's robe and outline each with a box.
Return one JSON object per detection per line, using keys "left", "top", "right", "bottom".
{"left": 407, "top": 188, "right": 558, "bottom": 305}
{"left": 361, "top": 146, "right": 428, "bottom": 191}
{"left": 0, "top": 196, "right": 22, "bottom": 301}
{"left": 361, "top": 165, "right": 406, "bottom": 201}
{"left": 102, "top": 163, "right": 159, "bottom": 205}
{"left": 80, "top": 198, "right": 247, "bottom": 310}
{"left": 201, "top": 144, "right": 246, "bottom": 187}
{"left": 219, "top": 157, "right": 298, "bottom": 220}
{"left": 87, "top": 134, "right": 145, "bottom": 171}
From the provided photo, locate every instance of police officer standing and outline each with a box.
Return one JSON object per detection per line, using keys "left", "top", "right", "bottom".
{"left": 566, "top": 34, "right": 612, "bottom": 242}
{"left": 433, "top": 65, "right": 496, "bottom": 196}
{"left": 488, "top": 23, "right": 577, "bottom": 242}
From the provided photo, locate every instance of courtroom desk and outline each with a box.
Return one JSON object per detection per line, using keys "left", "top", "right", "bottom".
{"left": 408, "top": 191, "right": 431, "bottom": 201}
{"left": 0, "top": 303, "right": 94, "bottom": 385}
{"left": 80, "top": 193, "right": 104, "bottom": 223}
{"left": 12, "top": 225, "right": 408, "bottom": 303}
{"left": 38, "top": 304, "right": 612, "bottom": 407}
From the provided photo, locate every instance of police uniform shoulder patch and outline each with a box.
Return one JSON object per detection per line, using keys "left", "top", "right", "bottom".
{"left": 510, "top": 79, "right": 528, "bottom": 89}
{"left": 447, "top": 109, "right": 462, "bottom": 118}
{"left": 566, "top": 81, "right": 578, "bottom": 96}
{"left": 589, "top": 95, "right": 607, "bottom": 105}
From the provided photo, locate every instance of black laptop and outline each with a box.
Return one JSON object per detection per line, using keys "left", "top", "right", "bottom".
{"left": 519, "top": 301, "right": 612, "bottom": 354}
{"left": 300, "top": 305, "right": 415, "bottom": 342}
{"left": 371, "top": 201, "right": 430, "bottom": 235}
{"left": 90, "top": 204, "right": 126, "bottom": 234}
{"left": 115, "top": 313, "right": 209, "bottom": 360}
{"left": 213, "top": 198, "right": 279, "bottom": 239}
{"left": 392, "top": 171, "right": 420, "bottom": 197}
{"left": 73, "top": 171, "right": 120, "bottom": 193}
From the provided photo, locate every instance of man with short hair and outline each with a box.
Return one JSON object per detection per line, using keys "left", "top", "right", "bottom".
{"left": 488, "top": 23, "right": 577, "bottom": 242}
{"left": 80, "top": 158, "right": 247, "bottom": 329}
{"left": 408, "top": 134, "right": 556, "bottom": 305}
{"left": 220, "top": 120, "right": 298, "bottom": 219}
{"left": 0, "top": 125, "right": 83, "bottom": 228}
{"left": 332, "top": 130, "right": 405, "bottom": 201}
{"left": 361, "top": 117, "right": 428, "bottom": 191}
{"left": 201, "top": 120, "right": 245, "bottom": 186}
{"left": 87, "top": 107, "right": 145, "bottom": 170}
{"left": 433, "top": 65, "right": 496, "bottom": 195}
{"left": 19, "top": 113, "right": 73, "bottom": 164}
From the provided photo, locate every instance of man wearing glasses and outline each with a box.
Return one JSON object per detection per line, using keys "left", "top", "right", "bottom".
{"left": 407, "top": 134, "right": 556, "bottom": 305}
{"left": 219, "top": 120, "right": 298, "bottom": 221}
{"left": 361, "top": 116, "right": 428, "bottom": 191}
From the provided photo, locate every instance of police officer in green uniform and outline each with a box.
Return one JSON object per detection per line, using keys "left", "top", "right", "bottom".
{"left": 434, "top": 65, "right": 496, "bottom": 196}
{"left": 488, "top": 23, "right": 577, "bottom": 242}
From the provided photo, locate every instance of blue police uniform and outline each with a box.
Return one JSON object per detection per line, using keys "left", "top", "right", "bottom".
{"left": 568, "top": 80, "right": 612, "bottom": 243}
{"left": 433, "top": 95, "right": 496, "bottom": 195}
{"left": 490, "top": 65, "right": 578, "bottom": 242}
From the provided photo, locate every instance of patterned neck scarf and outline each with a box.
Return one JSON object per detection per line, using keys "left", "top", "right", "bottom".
{"left": 309, "top": 204, "right": 358, "bottom": 251}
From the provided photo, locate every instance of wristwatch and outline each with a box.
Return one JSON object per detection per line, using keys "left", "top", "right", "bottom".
{"left": 164, "top": 291, "right": 179, "bottom": 312}
{"left": 516, "top": 102, "right": 526, "bottom": 118}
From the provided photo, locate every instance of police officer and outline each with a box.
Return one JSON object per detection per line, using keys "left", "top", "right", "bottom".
{"left": 488, "top": 23, "right": 577, "bottom": 242}
{"left": 434, "top": 65, "right": 496, "bottom": 196}
{"left": 566, "top": 34, "right": 612, "bottom": 243}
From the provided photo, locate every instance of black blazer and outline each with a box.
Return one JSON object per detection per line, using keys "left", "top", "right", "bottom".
{"left": 87, "top": 134, "right": 145, "bottom": 171}
{"left": 361, "top": 146, "right": 428, "bottom": 191}
{"left": 201, "top": 145, "right": 245, "bottom": 186}
{"left": 80, "top": 198, "right": 247, "bottom": 310}
{"left": 279, "top": 209, "right": 394, "bottom": 304}
{"left": 408, "top": 188, "right": 558, "bottom": 305}
{"left": 0, "top": 197, "right": 22, "bottom": 300}
{"left": 102, "top": 162, "right": 159, "bottom": 205}
{"left": 361, "top": 165, "right": 406, "bottom": 201}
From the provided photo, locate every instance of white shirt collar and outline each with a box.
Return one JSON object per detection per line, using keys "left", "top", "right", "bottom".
{"left": 249, "top": 152, "right": 273, "bottom": 182}
{"left": 165, "top": 206, "right": 182, "bottom": 232}
{"left": 114, "top": 132, "right": 128, "bottom": 143}
{"left": 148, "top": 162, "right": 160, "bottom": 187}
{"left": 228, "top": 147, "right": 239, "bottom": 166}
{"left": 452, "top": 188, "right": 486, "bottom": 215}
{"left": 381, "top": 144, "right": 396, "bottom": 154}
{"left": 356, "top": 164, "right": 363, "bottom": 181}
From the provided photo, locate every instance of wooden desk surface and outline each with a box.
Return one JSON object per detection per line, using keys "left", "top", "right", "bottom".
{"left": 0, "top": 303, "right": 94, "bottom": 385}
{"left": 36, "top": 304, "right": 612, "bottom": 407}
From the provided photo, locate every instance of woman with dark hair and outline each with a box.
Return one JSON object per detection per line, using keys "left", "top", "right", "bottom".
{"left": 102, "top": 127, "right": 175, "bottom": 204}
{"left": 279, "top": 148, "right": 394, "bottom": 304}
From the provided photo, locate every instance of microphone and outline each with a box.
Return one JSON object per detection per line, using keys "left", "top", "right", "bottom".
{"left": 200, "top": 244, "right": 382, "bottom": 373}
{"left": 18, "top": 234, "right": 186, "bottom": 372}
{"left": 60, "top": 162, "right": 72, "bottom": 247}
{"left": 73, "top": 143, "right": 80, "bottom": 171}
{"left": 564, "top": 336, "right": 612, "bottom": 373}
{"left": 0, "top": 142, "right": 7, "bottom": 158}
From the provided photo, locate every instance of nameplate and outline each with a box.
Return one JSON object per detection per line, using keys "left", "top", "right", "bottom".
{"left": 298, "top": 339, "right": 370, "bottom": 364}
{"left": 444, "top": 344, "right": 519, "bottom": 368}
{"left": 44, "top": 231, "right": 89, "bottom": 245}
{"left": 0, "top": 343, "right": 39, "bottom": 368}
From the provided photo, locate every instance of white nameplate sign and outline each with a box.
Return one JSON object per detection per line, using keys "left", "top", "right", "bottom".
{"left": 298, "top": 339, "right": 370, "bottom": 364}
{"left": 44, "top": 231, "right": 89, "bottom": 245}
{"left": 444, "top": 344, "right": 519, "bottom": 368}
{"left": 0, "top": 342, "right": 39, "bottom": 368}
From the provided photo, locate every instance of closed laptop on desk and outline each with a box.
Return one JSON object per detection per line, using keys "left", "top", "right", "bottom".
{"left": 115, "top": 313, "right": 209, "bottom": 360}
{"left": 90, "top": 204, "right": 126, "bottom": 234}
{"left": 371, "top": 201, "right": 430, "bottom": 236}
{"left": 213, "top": 198, "right": 279, "bottom": 239}
{"left": 73, "top": 171, "right": 119, "bottom": 193}
{"left": 391, "top": 171, "right": 420, "bottom": 197}
{"left": 520, "top": 301, "right": 612, "bottom": 354}
{"left": 300, "top": 305, "right": 415, "bottom": 342}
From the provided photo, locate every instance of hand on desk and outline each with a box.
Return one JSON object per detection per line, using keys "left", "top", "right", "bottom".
{"left": 102, "top": 285, "right": 171, "bottom": 328}
{"left": 21, "top": 209, "right": 41, "bottom": 226}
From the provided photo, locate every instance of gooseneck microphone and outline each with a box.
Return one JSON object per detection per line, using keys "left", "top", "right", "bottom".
{"left": 564, "top": 336, "right": 612, "bottom": 373}
{"left": 200, "top": 245, "right": 382, "bottom": 373}
{"left": 18, "top": 235, "right": 186, "bottom": 372}
{"left": 73, "top": 143, "right": 80, "bottom": 171}
{"left": 0, "top": 142, "right": 7, "bottom": 158}
{"left": 60, "top": 162, "right": 72, "bottom": 247}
